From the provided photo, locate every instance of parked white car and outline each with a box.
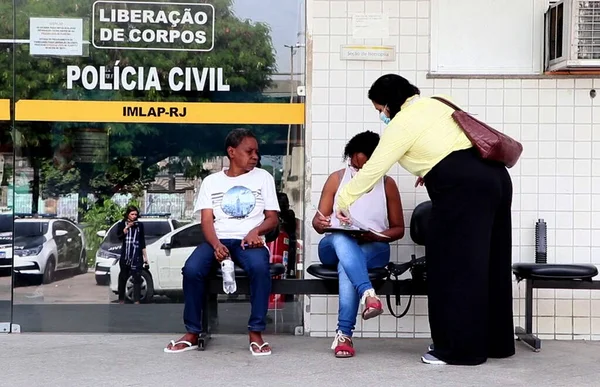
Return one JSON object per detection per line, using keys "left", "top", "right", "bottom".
{"left": 94, "top": 214, "right": 183, "bottom": 285}
{"left": 109, "top": 221, "right": 205, "bottom": 302}
{"left": 0, "top": 213, "right": 13, "bottom": 272}
{"left": 0, "top": 215, "right": 88, "bottom": 284}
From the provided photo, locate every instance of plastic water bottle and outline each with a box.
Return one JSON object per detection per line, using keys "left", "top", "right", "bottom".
{"left": 222, "top": 259, "right": 237, "bottom": 294}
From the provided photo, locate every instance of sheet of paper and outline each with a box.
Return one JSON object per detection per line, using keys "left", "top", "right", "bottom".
{"left": 30, "top": 17, "right": 83, "bottom": 56}
{"left": 351, "top": 14, "right": 390, "bottom": 39}
{"left": 349, "top": 217, "right": 391, "bottom": 239}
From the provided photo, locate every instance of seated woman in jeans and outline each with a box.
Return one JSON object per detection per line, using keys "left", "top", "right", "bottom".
{"left": 164, "top": 128, "right": 280, "bottom": 356}
{"left": 312, "top": 131, "right": 405, "bottom": 358}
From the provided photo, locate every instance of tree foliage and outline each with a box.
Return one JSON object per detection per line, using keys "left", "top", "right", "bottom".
{"left": 0, "top": 0, "right": 284, "bottom": 212}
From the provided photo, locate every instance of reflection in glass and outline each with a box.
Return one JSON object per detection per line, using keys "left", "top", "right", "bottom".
{"left": 7, "top": 0, "right": 305, "bottom": 333}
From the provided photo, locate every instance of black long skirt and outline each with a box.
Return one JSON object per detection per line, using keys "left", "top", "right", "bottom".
{"left": 423, "top": 148, "right": 515, "bottom": 365}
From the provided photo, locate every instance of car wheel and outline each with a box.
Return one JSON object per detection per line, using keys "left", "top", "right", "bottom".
{"left": 42, "top": 256, "right": 56, "bottom": 284}
{"left": 125, "top": 270, "right": 154, "bottom": 303}
{"left": 95, "top": 274, "right": 110, "bottom": 286}
{"left": 77, "top": 250, "right": 88, "bottom": 274}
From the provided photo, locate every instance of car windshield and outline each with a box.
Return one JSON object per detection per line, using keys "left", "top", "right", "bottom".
{"left": 14, "top": 221, "right": 49, "bottom": 237}
{"left": 0, "top": 215, "right": 12, "bottom": 233}
{"left": 104, "top": 221, "right": 170, "bottom": 244}
{"left": 144, "top": 222, "right": 171, "bottom": 237}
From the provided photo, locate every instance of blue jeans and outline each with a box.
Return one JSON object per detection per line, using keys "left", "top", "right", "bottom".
{"left": 182, "top": 240, "right": 271, "bottom": 334}
{"left": 318, "top": 234, "right": 390, "bottom": 337}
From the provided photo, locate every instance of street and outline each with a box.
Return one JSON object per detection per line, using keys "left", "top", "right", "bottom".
{"left": 0, "top": 271, "right": 114, "bottom": 304}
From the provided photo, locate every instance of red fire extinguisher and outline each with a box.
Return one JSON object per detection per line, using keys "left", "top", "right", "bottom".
{"left": 266, "top": 230, "right": 289, "bottom": 310}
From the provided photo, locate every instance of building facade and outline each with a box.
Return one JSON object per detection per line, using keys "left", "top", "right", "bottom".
{"left": 304, "top": 0, "right": 600, "bottom": 340}
{"left": 1, "top": 0, "right": 599, "bottom": 341}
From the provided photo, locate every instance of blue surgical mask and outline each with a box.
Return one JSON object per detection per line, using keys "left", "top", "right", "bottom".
{"left": 380, "top": 111, "right": 391, "bottom": 125}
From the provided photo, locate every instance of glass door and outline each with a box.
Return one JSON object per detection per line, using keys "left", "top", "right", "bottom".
{"left": 0, "top": 0, "right": 14, "bottom": 332}
{"left": 9, "top": 0, "right": 306, "bottom": 334}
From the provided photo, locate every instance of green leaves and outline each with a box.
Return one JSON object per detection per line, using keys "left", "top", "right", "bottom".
{"left": 1, "top": 0, "right": 281, "bottom": 210}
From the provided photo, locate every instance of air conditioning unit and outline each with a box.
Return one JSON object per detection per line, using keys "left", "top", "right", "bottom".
{"left": 545, "top": 0, "right": 600, "bottom": 71}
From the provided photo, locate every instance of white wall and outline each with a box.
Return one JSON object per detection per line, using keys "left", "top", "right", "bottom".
{"left": 305, "top": 0, "right": 600, "bottom": 340}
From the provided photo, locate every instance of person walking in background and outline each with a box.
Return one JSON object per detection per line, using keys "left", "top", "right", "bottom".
{"left": 117, "top": 205, "right": 148, "bottom": 304}
{"left": 335, "top": 74, "right": 515, "bottom": 366}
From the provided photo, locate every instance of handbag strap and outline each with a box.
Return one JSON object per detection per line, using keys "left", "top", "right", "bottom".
{"left": 431, "top": 96, "right": 462, "bottom": 112}
{"left": 385, "top": 262, "right": 414, "bottom": 319}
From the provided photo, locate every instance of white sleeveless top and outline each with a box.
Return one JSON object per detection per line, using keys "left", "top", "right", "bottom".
{"left": 331, "top": 167, "right": 388, "bottom": 232}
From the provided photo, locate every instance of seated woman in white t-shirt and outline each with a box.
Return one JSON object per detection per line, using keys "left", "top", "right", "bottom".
{"left": 312, "top": 131, "right": 405, "bottom": 358}
{"left": 164, "top": 128, "right": 280, "bottom": 356}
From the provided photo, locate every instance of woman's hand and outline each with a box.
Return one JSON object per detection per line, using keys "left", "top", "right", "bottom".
{"left": 242, "top": 230, "right": 263, "bottom": 249}
{"left": 213, "top": 242, "right": 230, "bottom": 262}
{"left": 313, "top": 212, "right": 331, "bottom": 234}
{"left": 335, "top": 208, "right": 352, "bottom": 226}
{"left": 415, "top": 177, "right": 425, "bottom": 187}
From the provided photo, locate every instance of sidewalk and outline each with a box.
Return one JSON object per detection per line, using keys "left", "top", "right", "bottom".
{"left": 1, "top": 334, "right": 599, "bottom": 387}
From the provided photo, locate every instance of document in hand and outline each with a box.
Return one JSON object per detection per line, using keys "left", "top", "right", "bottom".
{"left": 348, "top": 217, "right": 391, "bottom": 239}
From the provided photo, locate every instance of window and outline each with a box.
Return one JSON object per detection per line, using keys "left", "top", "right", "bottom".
{"left": 0, "top": 215, "right": 12, "bottom": 234}
{"left": 63, "top": 222, "right": 80, "bottom": 235}
{"left": 171, "top": 224, "right": 205, "bottom": 249}
{"left": 14, "top": 222, "right": 48, "bottom": 238}
{"left": 547, "top": 2, "right": 564, "bottom": 61}
{"left": 430, "top": 0, "right": 545, "bottom": 74}
{"left": 142, "top": 221, "right": 171, "bottom": 238}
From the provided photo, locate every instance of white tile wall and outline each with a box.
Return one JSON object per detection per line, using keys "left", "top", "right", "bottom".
{"left": 305, "top": 0, "right": 600, "bottom": 340}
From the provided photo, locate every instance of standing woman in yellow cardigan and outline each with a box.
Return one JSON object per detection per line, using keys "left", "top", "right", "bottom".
{"left": 335, "top": 74, "right": 515, "bottom": 366}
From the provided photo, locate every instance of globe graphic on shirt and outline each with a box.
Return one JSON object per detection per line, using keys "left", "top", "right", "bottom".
{"left": 221, "top": 186, "right": 256, "bottom": 218}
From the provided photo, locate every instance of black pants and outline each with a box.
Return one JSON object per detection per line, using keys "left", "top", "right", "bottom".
{"left": 118, "top": 259, "right": 142, "bottom": 303}
{"left": 423, "top": 148, "right": 515, "bottom": 366}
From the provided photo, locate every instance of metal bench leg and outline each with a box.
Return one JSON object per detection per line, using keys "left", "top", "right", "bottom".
{"left": 515, "top": 279, "right": 541, "bottom": 352}
{"left": 198, "top": 292, "right": 217, "bottom": 351}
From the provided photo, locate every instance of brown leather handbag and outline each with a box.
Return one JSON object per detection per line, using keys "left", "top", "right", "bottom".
{"left": 431, "top": 96, "right": 523, "bottom": 168}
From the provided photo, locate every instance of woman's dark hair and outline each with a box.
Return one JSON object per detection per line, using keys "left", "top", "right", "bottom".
{"left": 124, "top": 205, "right": 139, "bottom": 220}
{"left": 224, "top": 128, "right": 257, "bottom": 157}
{"left": 368, "top": 74, "right": 420, "bottom": 119}
{"left": 343, "top": 131, "right": 380, "bottom": 160}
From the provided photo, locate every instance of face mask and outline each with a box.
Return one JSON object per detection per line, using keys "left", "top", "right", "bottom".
{"left": 379, "top": 105, "right": 391, "bottom": 125}
{"left": 380, "top": 112, "right": 390, "bottom": 125}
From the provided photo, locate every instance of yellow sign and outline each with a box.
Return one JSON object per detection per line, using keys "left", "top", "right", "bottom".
{"left": 0, "top": 99, "right": 9, "bottom": 120}
{"left": 15, "top": 100, "right": 305, "bottom": 125}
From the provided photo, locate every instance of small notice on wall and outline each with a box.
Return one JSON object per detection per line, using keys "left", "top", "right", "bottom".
{"left": 351, "top": 14, "right": 389, "bottom": 39}
{"left": 340, "top": 45, "right": 396, "bottom": 61}
{"left": 29, "top": 18, "right": 83, "bottom": 56}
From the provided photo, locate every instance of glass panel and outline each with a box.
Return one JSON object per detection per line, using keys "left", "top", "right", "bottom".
{"left": 11, "top": 0, "right": 305, "bottom": 334}
{"left": 0, "top": 0, "right": 14, "bottom": 330}
{"left": 549, "top": 6, "right": 557, "bottom": 60}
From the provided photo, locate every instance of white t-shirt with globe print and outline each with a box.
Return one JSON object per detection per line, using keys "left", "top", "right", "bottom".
{"left": 194, "top": 167, "right": 281, "bottom": 240}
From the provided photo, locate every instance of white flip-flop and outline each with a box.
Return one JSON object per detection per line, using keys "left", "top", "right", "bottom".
{"left": 164, "top": 340, "right": 198, "bottom": 353}
{"left": 249, "top": 342, "right": 272, "bottom": 356}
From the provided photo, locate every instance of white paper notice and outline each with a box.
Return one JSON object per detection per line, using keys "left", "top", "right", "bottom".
{"left": 30, "top": 18, "right": 83, "bottom": 56}
{"left": 352, "top": 14, "right": 389, "bottom": 39}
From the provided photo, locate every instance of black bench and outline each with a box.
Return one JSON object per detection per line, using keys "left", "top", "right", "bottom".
{"left": 307, "top": 200, "right": 430, "bottom": 283}
{"left": 512, "top": 262, "right": 599, "bottom": 351}
{"left": 198, "top": 201, "right": 433, "bottom": 350}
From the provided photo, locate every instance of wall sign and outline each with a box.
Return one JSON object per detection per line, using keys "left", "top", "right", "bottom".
{"left": 340, "top": 45, "right": 396, "bottom": 61}
{"left": 14, "top": 100, "right": 305, "bottom": 125}
{"left": 29, "top": 17, "right": 83, "bottom": 56}
{"left": 92, "top": 0, "right": 215, "bottom": 52}
{"left": 0, "top": 100, "right": 9, "bottom": 120}
{"left": 351, "top": 14, "right": 389, "bottom": 39}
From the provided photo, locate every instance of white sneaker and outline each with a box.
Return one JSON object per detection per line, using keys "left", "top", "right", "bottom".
{"left": 421, "top": 352, "right": 447, "bottom": 365}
